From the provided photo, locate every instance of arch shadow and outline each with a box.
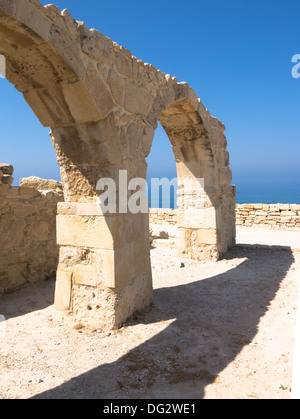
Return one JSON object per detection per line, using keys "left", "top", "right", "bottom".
{"left": 31, "top": 245, "right": 294, "bottom": 399}
{"left": 0, "top": 278, "right": 56, "bottom": 320}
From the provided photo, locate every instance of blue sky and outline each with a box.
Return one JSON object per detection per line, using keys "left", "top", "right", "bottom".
{"left": 1, "top": 0, "right": 300, "bottom": 201}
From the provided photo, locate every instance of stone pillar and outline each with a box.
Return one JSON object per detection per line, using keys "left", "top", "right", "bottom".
{"left": 176, "top": 161, "right": 220, "bottom": 262}
{"left": 218, "top": 185, "right": 236, "bottom": 255}
{"left": 54, "top": 202, "right": 153, "bottom": 330}
{"left": 51, "top": 121, "right": 153, "bottom": 330}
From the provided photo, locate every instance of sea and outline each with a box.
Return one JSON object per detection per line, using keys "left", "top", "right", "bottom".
{"left": 148, "top": 178, "right": 300, "bottom": 209}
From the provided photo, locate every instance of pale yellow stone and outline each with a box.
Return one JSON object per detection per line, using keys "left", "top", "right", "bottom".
{"left": 54, "top": 268, "right": 72, "bottom": 311}
{"left": 0, "top": 0, "right": 237, "bottom": 330}
{"left": 197, "top": 229, "right": 218, "bottom": 245}
{"left": 177, "top": 207, "right": 217, "bottom": 229}
{"left": 102, "top": 244, "right": 135, "bottom": 289}
{"left": 73, "top": 266, "right": 100, "bottom": 288}
{"left": 56, "top": 215, "right": 124, "bottom": 250}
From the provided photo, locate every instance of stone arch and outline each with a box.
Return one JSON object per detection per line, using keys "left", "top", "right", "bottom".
{"left": 0, "top": 0, "right": 235, "bottom": 330}
{"left": 145, "top": 82, "right": 236, "bottom": 261}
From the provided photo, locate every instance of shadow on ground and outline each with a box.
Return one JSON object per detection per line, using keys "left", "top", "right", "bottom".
{"left": 28, "top": 245, "right": 295, "bottom": 399}
{"left": 0, "top": 278, "right": 56, "bottom": 320}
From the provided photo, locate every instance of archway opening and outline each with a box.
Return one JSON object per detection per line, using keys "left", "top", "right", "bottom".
{"left": 0, "top": 77, "right": 60, "bottom": 184}
{"left": 0, "top": 78, "right": 63, "bottom": 295}
{"left": 146, "top": 98, "right": 221, "bottom": 262}
{"left": 146, "top": 121, "right": 179, "bottom": 249}
{"left": 147, "top": 122, "right": 179, "bottom": 210}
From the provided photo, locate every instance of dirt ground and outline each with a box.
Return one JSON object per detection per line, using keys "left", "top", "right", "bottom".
{"left": 0, "top": 226, "right": 299, "bottom": 399}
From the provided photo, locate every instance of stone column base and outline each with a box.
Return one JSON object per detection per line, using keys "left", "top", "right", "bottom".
{"left": 54, "top": 272, "right": 153, "bottom": 331}
{"left": 54, "top": 203, "right": 153, "bottom": 331}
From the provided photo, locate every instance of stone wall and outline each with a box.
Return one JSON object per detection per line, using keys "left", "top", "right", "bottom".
{"left": 236, "top": 204, "right": 300, "bottom": 229}
{"left": 0, "top": 0, "right": 236, "bottom": 329}
{"left": 149, "top": 208, "right": 177, "bottom": 225}
{"left": 0, "top": 164, "right": 64, "bottom": 294}
{"left": 150, "top": 205, "right": 300, "bottom": 230}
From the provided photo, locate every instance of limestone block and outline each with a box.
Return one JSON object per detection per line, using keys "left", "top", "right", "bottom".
{"left": 70, "top": 283, "right": 118, "bottom": 330}
{"left": 54, "top": 267, "right": 72, "bottom": 311}
{"left": 115, "top": 50, "right": 133, "bottom": 78}
{"left": 102, "top": 244, "right": 135, "bottom": 290}
{"left": 82, "top": 69, "right": 115, "bottom": 120}
{"left": 108, "top": 68, "right": 125, "bottom": 106}
{"left": 20, "top": 176, "right": 62, "bottom": 191}
{"left": 73, "top": 265, "right": 100, "bottom": 288}
{"left": 141, "top": 125, "right": 155, "bottom": 157}
{"left": 177, "top": 227, "right": 190, "bottom": 250}
{"left": 197, "top": 229, "right": 218, "bottom": 245}
{"left": 177, "top": 207, "right": 217, "bottom": 229}
{"left": 62, "top": 81, "right": 104, "bottom": 123}
{"left": 281, "top": 211, "right": 296, "bottom": 217}
{"left": 80, "top": 26, "right": 115, "bottom": 65}
{"left": 70, "top": 272, "right": 153, "bottom": 331}
{"left": 23, "top": 87, "right": 72, "bottom": 127}
{"left": 125, "top": 122, "right": 142, "bottom": 156}
{"left": 56, "top": 214, "right": 125, "bottom": 250}
{"left": 124, "top": 78, "right": 152, "bottom": 115}
{"left": 279, "top": 204, "right": 290, "bottom": 211}
{"left": 15, "top": 0, "right": 53, "bottom": 43}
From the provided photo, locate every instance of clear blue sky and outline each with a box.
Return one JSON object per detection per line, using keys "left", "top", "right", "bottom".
{"left": 1, "top": 0, "right": 300, "bottom": 201}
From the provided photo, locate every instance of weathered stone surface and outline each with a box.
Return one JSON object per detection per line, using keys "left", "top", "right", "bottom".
{"left": 236, "top": 203, "right": 300, "bottom": 229}
{"left": 0, "top": 163, "right": 14, "bottom": 187}
{"left": 0, "top": 170, "right": 64, "bottom": 295}
{"left": 0, "top": 0, "right": 236, "bottom": 329}
{"left": 150, "top": 205, "right": 300, "bottom": 233}
{"left": 54, "top": 268, "right": 72, "bottom": 311}
{"left": 56, "top": 214, "right": 125, "bottom": 250}
{"left": 19, "top": 176, "right": 63, "bottom": 191}
{"left": 0, "top": 163, "right": 14, "bottom": 175}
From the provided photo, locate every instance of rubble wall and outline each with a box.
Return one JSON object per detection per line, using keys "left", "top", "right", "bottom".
{"left": 0, "top": 164, "right": 64, "bottom": 294}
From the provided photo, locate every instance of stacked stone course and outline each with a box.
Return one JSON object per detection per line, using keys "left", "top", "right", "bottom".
{"left": 0, "top": 164, "right": 64, "bottom": 294}
{"left": 150, "top": 205, "right": 300, "bottom": 230}
{"left": 236, "top": 204, "right": 300, "bottom": 229}
{"left": 149, "top": 209, "right": 177, "bottom": 226}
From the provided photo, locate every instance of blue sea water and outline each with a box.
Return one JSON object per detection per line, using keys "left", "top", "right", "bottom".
{"left": 236, "top": 182, "right": 300, "bottom": 205}
{"left": 148, "top": 178, "right": 300, "bottom": 209}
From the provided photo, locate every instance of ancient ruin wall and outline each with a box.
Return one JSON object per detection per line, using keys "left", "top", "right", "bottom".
{"left": 149, "top": 209, "right": 178, "bottom": 226}
{"left": 0, "top": 165, "right": 64, "bottom": 294}
{"left": 236, "top": 204, "right": 300, "bottom": 229}
{"left": 0, "top": 0, "right": 236, "bottom": 329}
{"left": 150, "top": 205, "right": 300, "bottom": 230}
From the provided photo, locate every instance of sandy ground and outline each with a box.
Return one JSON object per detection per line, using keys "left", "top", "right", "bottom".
{"left": 0, "top": 226, "right": 299, "bottom": 399}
